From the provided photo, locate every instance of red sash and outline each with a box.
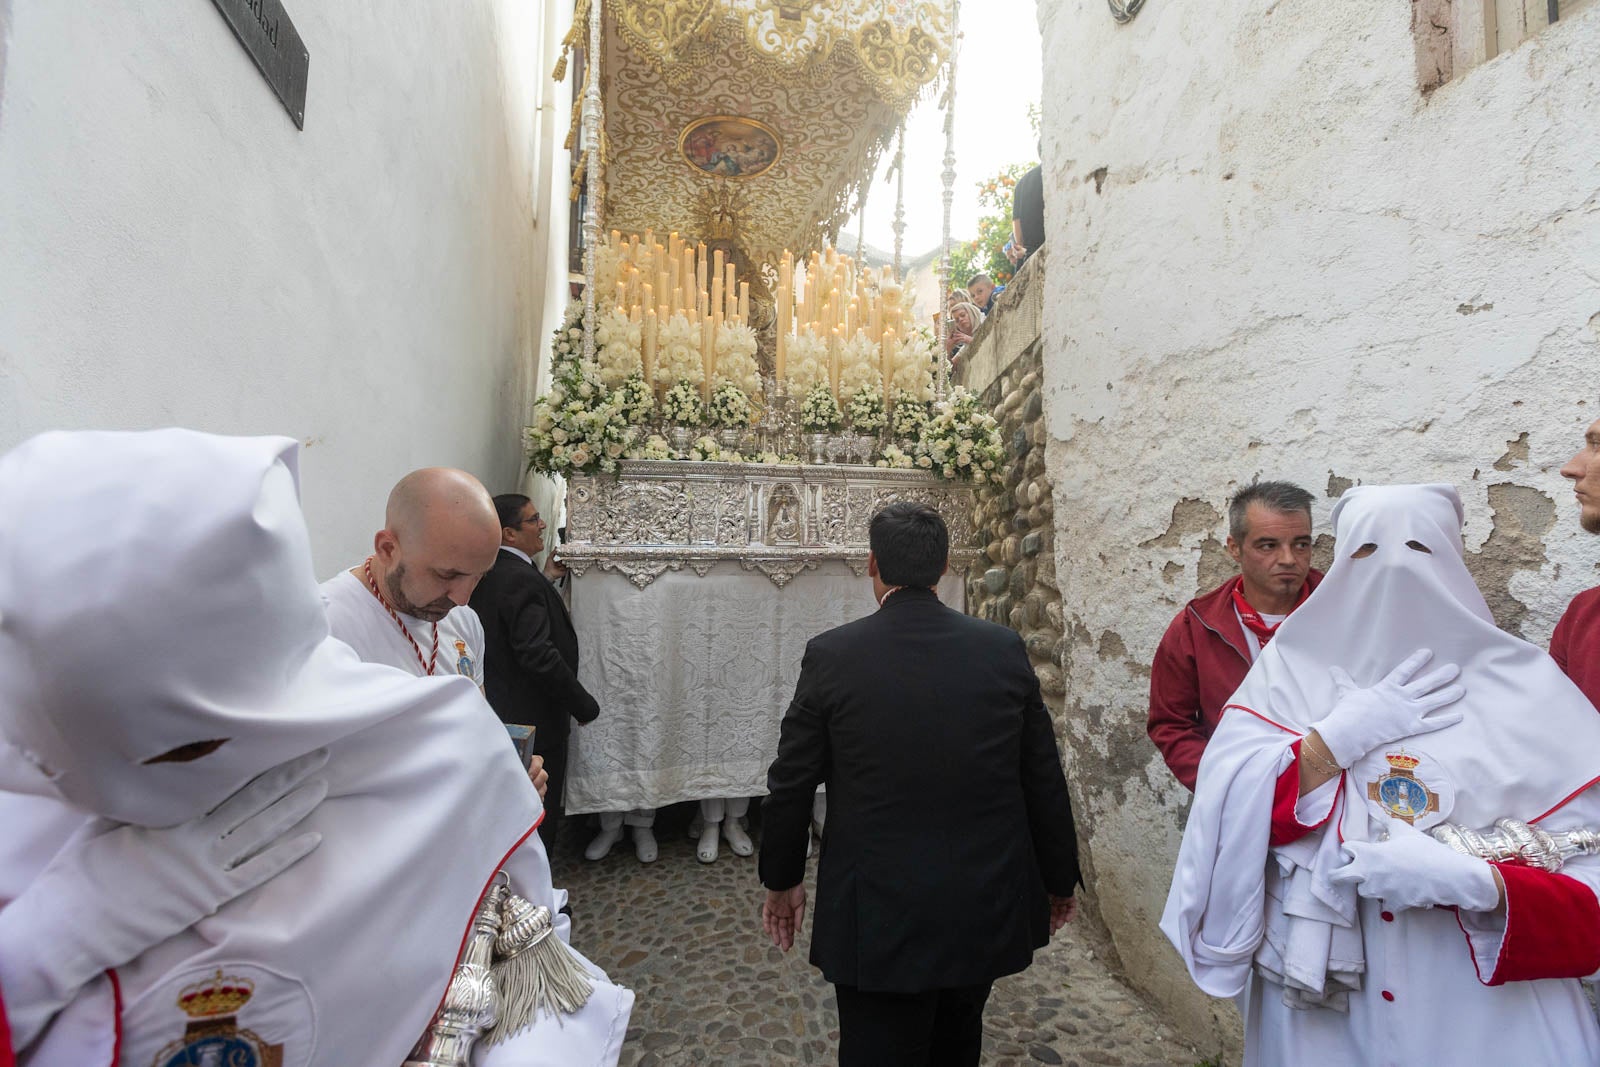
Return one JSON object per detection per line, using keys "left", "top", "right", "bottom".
{"left": 1230, "top": 577, "right": 1309, "bottom": 647}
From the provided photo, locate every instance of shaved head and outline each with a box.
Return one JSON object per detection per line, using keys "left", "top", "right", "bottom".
{"left": 385, "top": 467, "right": 500, "bottom": 543}
{"left": 366, "top": 468, "right": 503, "bottom": 621}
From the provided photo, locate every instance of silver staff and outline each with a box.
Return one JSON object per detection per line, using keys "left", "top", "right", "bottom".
{"left": 1429, "top": 818, "right": 1600, "bottom": 873}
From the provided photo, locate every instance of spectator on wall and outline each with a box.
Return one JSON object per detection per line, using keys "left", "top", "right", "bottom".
{"left": 967, "top": 273, "right": 1005, "bottom": 316}
{"left": 1012, "top": 160, "right": 1044, "bottom": 266}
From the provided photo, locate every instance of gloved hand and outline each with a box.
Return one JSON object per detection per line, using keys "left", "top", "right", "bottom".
{"left": 1310, "top": 648, "right": 1464, "bottom": 769}
{"left": 0, "top": 748, "right": 329, "bottom": 1049}
{"left": 1329, "top": 818, "right": 1501, "bottom": 912}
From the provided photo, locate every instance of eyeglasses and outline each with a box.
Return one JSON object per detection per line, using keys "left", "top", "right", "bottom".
{"left": 519, "top": 514, "right": 543, "bottom": 527}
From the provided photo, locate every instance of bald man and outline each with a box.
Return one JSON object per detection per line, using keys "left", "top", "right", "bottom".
{"left": 319, "top": 468, "right": 504, "bottom": 692}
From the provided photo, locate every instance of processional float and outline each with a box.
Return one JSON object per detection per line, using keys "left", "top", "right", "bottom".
{"left": 534, "top": 0, "right": 992, "bottom": 817}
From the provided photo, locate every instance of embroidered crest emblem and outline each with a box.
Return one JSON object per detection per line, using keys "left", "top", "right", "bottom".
{"left": 454, "top": 638, "right": 474, "bottom": 678}
{"left": 1367, "top": 751, "right": 1441, "bottom": 826}
{"left": 153, "top": 969, "right": 284, "bottom": 1067}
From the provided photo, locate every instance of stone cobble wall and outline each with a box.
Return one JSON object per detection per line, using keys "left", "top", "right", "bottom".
{"left": 961, "top": 254, "right": 1065, "bottom": 719}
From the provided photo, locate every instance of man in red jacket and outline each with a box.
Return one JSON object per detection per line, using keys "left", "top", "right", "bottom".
{"left": 1148, "top": 481, "right": 1322, "bottom": 790}
{"left": 1553, "top": 416, "right": 1600, "bottom": 706}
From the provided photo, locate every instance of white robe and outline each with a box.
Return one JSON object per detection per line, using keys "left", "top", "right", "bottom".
{"left": 1170, "top": 707, "right": 1600, "bottom": 1066}
{"left": 1164, "top": 485, "right": 1600, "bottom": 1065}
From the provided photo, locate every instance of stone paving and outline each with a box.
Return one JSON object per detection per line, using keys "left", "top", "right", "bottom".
{"left": 554, "top": 809, "right": 1205, "bottom": 1067}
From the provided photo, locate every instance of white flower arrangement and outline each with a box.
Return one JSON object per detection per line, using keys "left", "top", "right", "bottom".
{"left": 754, "top": 451, "right": 802, "bottom": 465}
{"left": 890, "top": 328, "right": 936, "bottom": 402}
{"left": 525, "top": 350, "right": 635, "bottom": 477}
{"left": 875, "top": 444, "right": 915, "bottom": 469}
{"left": 784, "top": 329, "right": 830, "bottom": 394}
{"left": 654, "top": 312, "right": 705, "bottom": 390}
{"left": 708, "top": 381, "right": 754, "bottom": 428}
{"left": 552, "top": 300, "right": 584, "bottom": 363}
{"left": 713, "top": 322, "right": 762, "bottom": 397}
{"left": 612, "top": 375, "right": 654, "bottom": 425}
{"left": 660, "top": 379, "right": 705, "bottom": 426}
{"left": 837, "top": 331, "right": 882, "bottom": 403}
{"left": 848, "top": 389, "right": 886, "bottom": 433}
{"left": 594, "top": 306, "right": 643, "bottom": 388}
{"left": 799, "top": 384, "right": 843, "bottom": 431}
{"left": 627, "top": 434, "right": 674, "bottom": 461}
{"left": 890, "top": 392, "right": 931, "bottom": 440}
{"left": 916, "top": 387, "right": 1005, "bottom": 484}
{"left": 689, "top": 435, "right": 738, "bottom": 462}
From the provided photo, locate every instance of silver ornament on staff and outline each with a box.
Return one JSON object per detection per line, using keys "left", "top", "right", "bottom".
{"left": 404, "top": 872, "right": 595, "bottom": 1066}
{"left": 1429, "top": 818, "right": 1600, "bottom": 873}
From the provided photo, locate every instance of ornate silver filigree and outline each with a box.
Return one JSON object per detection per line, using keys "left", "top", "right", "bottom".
{"left": 1429, "top": 818, "right": 1600, "bottom": 873}
{"left": 560, "top": 461, "right": 979, "bottom": 588}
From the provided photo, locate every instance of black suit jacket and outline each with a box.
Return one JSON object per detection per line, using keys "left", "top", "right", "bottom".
{"left": 469, "top": 549, "right": 600, "bottom": 732}
{"left": 759, "top": 588, "right": 1080, "bottom": 993}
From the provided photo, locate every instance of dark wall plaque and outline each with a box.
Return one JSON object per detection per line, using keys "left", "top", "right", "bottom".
{"left": 210, "top": 0, "right": 309, "bottom": 129}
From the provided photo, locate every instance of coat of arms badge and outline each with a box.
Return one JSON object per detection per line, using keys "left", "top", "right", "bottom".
{"left": 154, "top": 970, "right": 283, "bottom": 1067}
{"left": 1367, "top": 751, "right": 1443, "bottom": 826}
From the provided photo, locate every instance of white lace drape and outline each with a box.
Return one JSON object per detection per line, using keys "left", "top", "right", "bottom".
{"left": 564, "top": 561, "right": 964, "bottom": 814}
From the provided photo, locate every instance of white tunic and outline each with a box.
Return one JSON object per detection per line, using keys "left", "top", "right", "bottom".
{"left": 1165, "top": 486, "right": 1600, "bottom": 1067}
{"left": 1172, "top": 708, "right": 1600, "bottom": 1067}
{"left": 319, "top": 567, "right": 485, "bottom": 685}
{"left": 319, "top": 565, "right": 633, "bottom": 1067}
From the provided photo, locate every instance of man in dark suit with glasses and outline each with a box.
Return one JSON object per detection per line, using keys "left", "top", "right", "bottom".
{"left": 471, "top": 493, "right": 600, "bottom": 854}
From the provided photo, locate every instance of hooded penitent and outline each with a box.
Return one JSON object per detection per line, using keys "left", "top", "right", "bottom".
{"left": 0, "top": 429, "right": 579, "bottom": 1065}
{"left": 1163, "top": 483, "right": 1600, "bottom": 1007}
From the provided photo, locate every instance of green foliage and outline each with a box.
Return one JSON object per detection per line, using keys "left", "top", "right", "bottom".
{"left": 948, "top": 161, "right": 1035, "bottom": 291}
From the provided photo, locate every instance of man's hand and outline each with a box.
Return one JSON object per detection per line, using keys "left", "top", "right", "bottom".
{"left": 762, "top": 885, "right": 807, "bottom": 952}
{"left": 543, "top": 554, "right": 568, "bottom": 581}
{"left": 1329, "top": 819, "right": 1502, "bottom": 912}
{"left": 1310, "top": 648, "right": 1464, "bottom": 769}
{"left": 1048, "top": 894, "right": 1078, "bottom": 935}
{"left": 526, "top": 753, "right": 549, "bottom": 801}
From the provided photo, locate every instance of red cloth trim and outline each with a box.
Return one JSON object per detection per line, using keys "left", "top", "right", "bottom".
{"left": 0, "top": 981, "right": 13, "bottom": 1067}
{"left": 1269, "top": 739, "right": 1340, "bottom": 846}
{"left": 1480, "top": 863, "right": 1600, "bottom": 985}
{"left": 1221, "top": 703, "right": 1300, "bottom": 735}
{"left": 1531, "top": 774, "right": 1600, "bottom": 824}
{"left": 423, "top": 812, "right": 545, "bottom": 1023}
{"left": 108, "top": 969, "right": 123, "bottom": 1067}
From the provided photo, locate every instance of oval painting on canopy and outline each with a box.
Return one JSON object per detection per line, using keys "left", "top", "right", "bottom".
{"left": 678, "top": 116, "right": 782, "bottom": 179}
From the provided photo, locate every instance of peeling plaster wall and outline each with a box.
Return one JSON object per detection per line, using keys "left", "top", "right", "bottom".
{"left": 1037, "top": 0, "right": 1600, "bottom": 1055}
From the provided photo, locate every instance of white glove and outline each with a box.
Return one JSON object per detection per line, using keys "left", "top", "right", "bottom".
{"left": 1329, "top": 818, "right": 1501, "bottom": 912}
{"left": 1310, "top": 648, "right": 1464, "bottom": 769}
{"left": 0, "top": 748, "right": 329, "bottom": 1049}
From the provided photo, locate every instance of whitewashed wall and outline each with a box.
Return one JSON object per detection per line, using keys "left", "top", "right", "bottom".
{"left": 0, "top": 0, "right": 569, "bottom": 575}
{"left": 1037, "top": 0, "right": 1600, "bottom": 1053}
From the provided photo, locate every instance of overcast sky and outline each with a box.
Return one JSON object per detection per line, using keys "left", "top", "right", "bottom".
{"left": 842, "top": 0, "right": 1042, "bottom": 258}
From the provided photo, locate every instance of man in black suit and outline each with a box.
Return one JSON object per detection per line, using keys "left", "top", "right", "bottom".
{"left": 470, "top": 493, "right": 600, "bottom": 852}
{"left": 759, "top": 502, "right": 1080, "bottom": 1067}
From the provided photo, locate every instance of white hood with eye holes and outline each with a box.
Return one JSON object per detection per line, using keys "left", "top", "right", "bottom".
{"left": 1229, "top": 482, "right": 1600, "bottom": 836}
{"left": 0, "top": 430, "right": 404, "bottom": 827}
{"left": 1165, "top": 483, "right": 1600, "bottom": 1006}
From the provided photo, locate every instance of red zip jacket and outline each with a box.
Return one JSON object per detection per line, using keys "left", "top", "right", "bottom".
{"left": 1147, "top": 570, "right": 1322, "bottom": 790}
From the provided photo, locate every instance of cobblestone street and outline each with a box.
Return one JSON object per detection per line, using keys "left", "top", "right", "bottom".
{"left": 556, "top": 812, "right": 1205, "bottom": 1067}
